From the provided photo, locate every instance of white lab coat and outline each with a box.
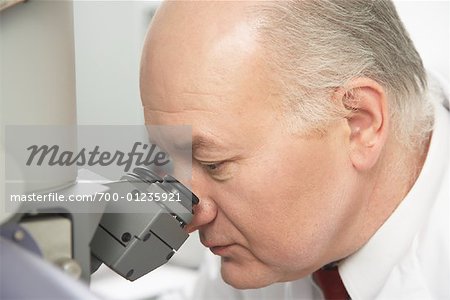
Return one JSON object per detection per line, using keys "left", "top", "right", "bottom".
{"left": 191, "top": 80, "right": 450, "bottom": 300}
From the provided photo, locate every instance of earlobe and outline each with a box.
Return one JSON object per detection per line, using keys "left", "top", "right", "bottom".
{"left": 335, "top": 78, "right": 389, "bottom": 171}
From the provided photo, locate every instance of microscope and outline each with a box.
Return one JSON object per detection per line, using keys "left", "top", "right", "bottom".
{"left": 0, "top": 1, "right": 198, "bottom": 298}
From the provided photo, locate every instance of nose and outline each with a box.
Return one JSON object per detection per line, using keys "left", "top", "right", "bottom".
{"left": 183, "top": 175, "right": 218, "bottom": 233}
{"left": 185, "top": 196, "right": 218, "bottom": 233}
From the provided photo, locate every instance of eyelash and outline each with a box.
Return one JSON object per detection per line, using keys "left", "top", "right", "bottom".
{"left": 198, "top": 160, "right": 234, "bottom": 181}
{"left": 202, "top": 162, "right": 224, "bottom": 173}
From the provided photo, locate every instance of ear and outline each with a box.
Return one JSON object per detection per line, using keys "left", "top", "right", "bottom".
{"left": 334, "top": 78, "right": 389, "bottom": 171}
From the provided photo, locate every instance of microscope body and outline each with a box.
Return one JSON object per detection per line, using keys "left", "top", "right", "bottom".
{"left": 1, "top": 167, "right": 198, "bottom": 296}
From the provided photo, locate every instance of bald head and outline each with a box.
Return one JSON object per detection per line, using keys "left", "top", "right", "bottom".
{"left": 140, "top": 1, "right": 268, "bottom": 115}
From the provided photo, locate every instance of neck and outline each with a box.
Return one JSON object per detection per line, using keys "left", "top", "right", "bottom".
{"left": 322, "top": 133, "right": 431, "bottom": 266}
{"left": 359, "top": 134, "right": 431, "bottom": 248}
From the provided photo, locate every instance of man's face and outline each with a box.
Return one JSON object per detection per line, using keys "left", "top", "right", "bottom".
{"left": 141, "top": 1, "right": 363, "bottom": 289}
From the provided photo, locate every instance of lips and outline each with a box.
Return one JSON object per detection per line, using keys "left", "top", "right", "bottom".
{"left": 209, "top": 244, "right": 235, "bottom": 256}
{"left": 201, "top": 239, "right": 235, "bottom": 256}
{"left": 200, "top": 232, "right": 237, "bottom": 255}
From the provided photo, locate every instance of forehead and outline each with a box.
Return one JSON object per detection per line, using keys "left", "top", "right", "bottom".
{"left": 140, "top": 1, "right": 283, "bottom": 148}
{"left": 142, "top": 91, "right": 278, "bottom": 150}
{"left": 140, "top": 1, "right": 272, "bottom": 108}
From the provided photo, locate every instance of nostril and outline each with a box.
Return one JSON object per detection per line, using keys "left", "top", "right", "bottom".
{"left": 184, "top": 223, "right": 197, "bottom": 234}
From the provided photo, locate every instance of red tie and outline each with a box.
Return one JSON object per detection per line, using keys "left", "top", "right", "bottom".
{"left": 312, "top": 266, "right": 350, "bottom": 300}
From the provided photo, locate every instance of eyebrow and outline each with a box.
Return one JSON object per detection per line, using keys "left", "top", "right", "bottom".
{"left": 149, "top": 134, "right": 225, "bottom": 154}
{"left": 172, "top": 135, "right": 224, "bottom": 154}
{"left": 194, "top": 136, "right": 223, "bottom": 151}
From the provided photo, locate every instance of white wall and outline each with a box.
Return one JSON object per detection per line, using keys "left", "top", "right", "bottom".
{"left": 394, "top": 0, "right": 449, "bottom": 82}
{"left": 74, "top": 1, "right": 159, "bottom": 125}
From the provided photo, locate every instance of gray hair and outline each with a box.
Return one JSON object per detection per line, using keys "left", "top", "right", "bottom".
{"left": 252, "top": 0, "right": 433, "bottom": 146}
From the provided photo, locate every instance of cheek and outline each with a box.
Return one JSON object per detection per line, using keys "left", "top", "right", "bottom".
{"left": 212, "top": 135, "right": 353, "bottom": 272}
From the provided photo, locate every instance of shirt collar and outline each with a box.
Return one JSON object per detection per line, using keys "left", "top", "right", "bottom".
{"left": 338, "top": 95, "right": 450, "bottom": 299}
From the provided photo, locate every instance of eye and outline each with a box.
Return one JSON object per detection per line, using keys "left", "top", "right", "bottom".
{"left": 198, "top": 160, "right": 233, "bottom": 181}
{"left": 202, "top": 162, "right": 224, "bottom": 172}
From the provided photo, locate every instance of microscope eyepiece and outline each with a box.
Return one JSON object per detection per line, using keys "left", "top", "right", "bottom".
{"left": 131, "top": 167, "right": 163, "bottom": 183}
{"left": 162, "top": 175, "right": 199, "bottom": 205}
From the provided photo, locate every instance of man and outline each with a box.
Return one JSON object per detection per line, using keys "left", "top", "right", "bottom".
{"left": 140, "top": 0, "right": 449, "bottom": 299}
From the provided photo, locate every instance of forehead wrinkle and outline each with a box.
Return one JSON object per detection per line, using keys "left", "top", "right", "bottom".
{"left": 143, "top": 106, "right": 220, "bottom": 115}
{"left": 179, "top": 90, "right": 227, "bottom": 99}
{"left": 142, "top": 89, "right": 232, "bottom": 113}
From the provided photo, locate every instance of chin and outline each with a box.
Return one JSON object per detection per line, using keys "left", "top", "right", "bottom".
{"left": 220, "top": 257, "right": 278, "bottom": 289}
